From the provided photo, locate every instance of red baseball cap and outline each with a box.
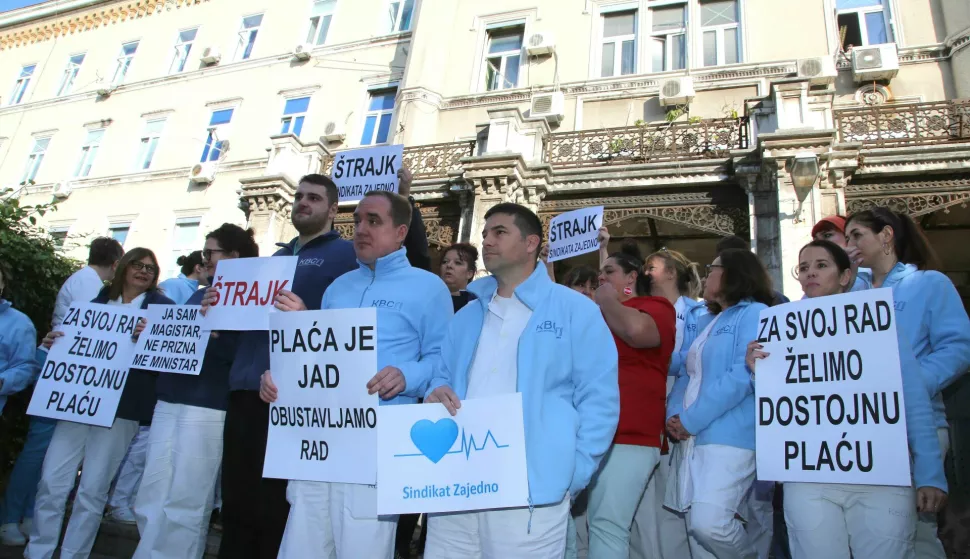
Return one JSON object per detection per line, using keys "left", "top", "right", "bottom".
{"left": 811, "top": 216, "right": 847, "bottom": 238}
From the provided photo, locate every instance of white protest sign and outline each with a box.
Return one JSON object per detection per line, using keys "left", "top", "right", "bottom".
{"left": 205, "top": 256, "right": 298, "bottom": 331}
{"left": 27, "top": 302, "right": 145, "bottom": 427}
{"left": 755, "top": 288, "right": 911, "bottom": 486}
{"left": 377, "top": 393, "right": 529, "bottom": 515}
{"left": 263, "top": 308, "right": 379, "bottom": 484}
{"left": 547, "top": 206, "right": 604, "bottom": 263}
{"left": 130, "top": 305, "right": 210, "bottom": 375}
{"left": 332, "top": 144, "right": 404, "bottom": 203}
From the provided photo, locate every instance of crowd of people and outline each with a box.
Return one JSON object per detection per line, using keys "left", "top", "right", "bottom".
{"left": 0, "top": 165, "right": 967, "bottom": 559}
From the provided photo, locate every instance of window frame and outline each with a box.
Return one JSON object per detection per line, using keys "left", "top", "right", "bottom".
{"left": 649, "top": 2, "right": 688, "bottom": 72}
{"left": 108, "top": 222, "right": 131, "bottom": 248}
{"left": 358, "top": 86, "right": 398, "bottom": 147}
{"left": 9, "top": 64, "right": 36, "bottom": 106}
{"left": 383, "top": 0, "right": 415, "bottom": 34}
{"left": 169, "top": 27, "right": 199, "bottom": 74}
{"left": 55, "top": 53, "right": 86, "bottom": 97}
{"left": 835, "top": 0, "right": 894, "bottom": 49}
{"left": 169, "top": 217, "right": 202, "bottom": 278}
{"left": 306, "top": 0, "right": 337, "bottom": 46}
{"left": 280, "top": 96, "right": 311, "bottom": 137}
{"left": 235, "top": 13, "right": 264, "bottom": 61}
{"left": 21, "top": 136, "right": 51, "bottom": 184}
{"left": 74, "top": 128, "right": 105, "bottom": 179}
{"left": 481, "top": 24, "right": 525, "bottom": 92}
{"left": 200, "top": 108, "right": 234, "bottom": 163}
{"left": 136, "top": 119, "right": 166, "bottom": 171}
{"left": 600, "top": 9, "right": 638, "bottom": 78}
{"left": 111, "top": 41, "right": 139, "bottom": 86}
{"left": 49, "top": 226, "right": 70, "bottom": 248}
{"left": 698, "top": 0, "right": 742, "bottom": 67}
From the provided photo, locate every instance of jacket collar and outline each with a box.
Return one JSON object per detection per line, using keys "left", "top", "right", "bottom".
{"left": 0, "top": 299, "right": 10, "bottom": 314}
{"left": 276, "top": 229, "right": 342, "bottom": 254}
{"left": 883, "top": 262, "right": 918, "bottom": 288}
{"left": 467, "top": 262, "right": 551, "bottom": 311}
{"left": 682, "top": 296, "right": 705, "bottom": 312}
{"left": 357, "top": 247, "right": 410, "bottom": 277}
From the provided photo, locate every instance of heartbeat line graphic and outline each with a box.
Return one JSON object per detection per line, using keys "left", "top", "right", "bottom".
{"left": 394, "top": 428, "right": 509, "bottom": 461}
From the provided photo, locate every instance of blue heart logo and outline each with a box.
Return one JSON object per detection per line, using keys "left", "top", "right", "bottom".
{"left": 409, "top": 418, "right": 459, "bottom": 464}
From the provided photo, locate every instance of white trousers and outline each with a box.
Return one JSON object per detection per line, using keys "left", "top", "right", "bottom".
{"left": 587, "top": 444, "right": 660, "bottom": 559}
{"left": 133, "top": 401, "right": 226, "bottom": 559}
{"left": 916, "top": 427, "right": 950, "bottom": 559}
{"left": 742, "top": 480, "right": 775, "bottom": 559}
{"left": 784, "top": 482, "right": 916, "bottom": 559}
{"left": 631, "top": 446, "right": 692, "bottom": 559}
{"left": 425, "top": 495, "right": 570, "bottom": 559}
{"left": 108, "top": 425, "right": 150, "bottom": 510}
{"left": 27, "top": 418, "right": 139, "bottom": 559}
{"left": 686, "top": 445, "right": 758, "bottom": 559}
{"left": 278, "top": 481, "right": 397, "bottom": 559}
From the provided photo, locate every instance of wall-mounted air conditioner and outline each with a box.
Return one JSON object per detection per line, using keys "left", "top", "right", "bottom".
{"left": 530, "top": 91, "right": 565, "bottom": 123}
{"left": 200, "top": 47, "right": 222, "bottom": 65}
{"left": 526, "top": 32, "right": 556, "bottom": 56}
{"left": 189, "top": 161, "right": 217, "bottom": 184}
{"left": 659, "top": 77, "right": 695, "bottom": 106}
{"left": 851, "top": 44, "right": 899, "bottom": 82}
{"left": 52, "top": 182, "right": 73, "bottom": 199}
{"left": 797, "top": 57, "right": 838, "bottom": 85}
{"left": 321, "top": 121, "right": 346, "bottom": 142}
{"left": 293, "top": 43, "right": 313, "bottom": 61}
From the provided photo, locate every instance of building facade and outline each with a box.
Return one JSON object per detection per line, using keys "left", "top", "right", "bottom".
{"left": 0, "top": 0, "right": 968, "bottom": 298}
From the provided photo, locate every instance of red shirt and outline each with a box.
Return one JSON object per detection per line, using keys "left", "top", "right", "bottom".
{"left": 611, "top": 296, "right": 676, "bottom": 447}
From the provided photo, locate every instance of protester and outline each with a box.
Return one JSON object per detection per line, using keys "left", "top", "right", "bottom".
{"left": 158, "top": 250, "right": 207, "bottom": 304}
{"left": 0, "top": 264, "right": 40, "bottom": 416}
{"left": 632, "top": 247, "right": 707, "bottom": 559}
{"left": 398, "top": 167, "right": 432, "bottom": 272}
{"left": 259, "top": 190, "right": 453, "bottom": 558}
{"left": 51, "top": 237, "right": 123, "bottom": 327}
{"left": 29, "top": 248, "right": 174, "bottom": 559}
{"left": 439, "top": 242, "right": 479, "bottom": 312}
{"left": 562, "top": 266, "right": 598, "bottom": 299}
{"left": 585, "top": 241, "right": 675, "bottom": 559}
{"left": 665, "top": 248, "right": 773, "bottom": 559}
{"left": 845, "top": 207, "right": 970, "bottom": 558}
{"left": 811, "top": 216, "right": 870, "bottom": 292}
{"left": 133, "top": 224, "right": 258, "bottom": 559}
{"left": 716, "top": 236, "right": 789, "bottom": 305}
{"left": 746, "top": 239, "right": 947, "bottom": 558}
{"left": 423, "top": 203, "right": 620, "bottom": 558}
{"left": 104, "top": 427, "right": 148, "bottom": 524}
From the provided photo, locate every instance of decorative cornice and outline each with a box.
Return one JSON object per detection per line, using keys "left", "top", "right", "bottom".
{"left": 539, "top": 191, "right": 733, "bottom": 211}
{"left": 845, "top": 176, "right": 970, "bottom": 197}
{"left": 948, "top": 27, "right": 970, "bottom": 54}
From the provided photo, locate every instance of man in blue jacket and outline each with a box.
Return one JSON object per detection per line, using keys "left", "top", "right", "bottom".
{"left": 423, "top": 203, "right": 619, "bottom": 558}
{"left": 259, "top": 190, "right": 452, "bottom": 558}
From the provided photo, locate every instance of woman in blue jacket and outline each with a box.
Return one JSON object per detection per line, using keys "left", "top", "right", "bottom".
{"left": 844, "top": 207, "right": 970, "bottom": 557}
{"left": 665, "top": 248, "right": 774, "bottom": 559}
{"left": 747, "top": 239, "right": 946, "bottom": 559}
{"left": 157, "top": 250, "right": 206, "bottom": 305}
{"left": 29, "top": 248, "right": 175, "bottom": 559}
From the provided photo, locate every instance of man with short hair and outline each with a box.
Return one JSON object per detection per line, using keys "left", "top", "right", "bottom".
{"left": 258, "top": 190, "right": 453, "bottom": 558}
{"left": 812, "top": 215, "right": 871, "bottom": 292}
{"left": 423, "top": 203, "right": 619, "bottom": 558}
{"left": 51, "top": 237, "right": 123, "bottom": 328}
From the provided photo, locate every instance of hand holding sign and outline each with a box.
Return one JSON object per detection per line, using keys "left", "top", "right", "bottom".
{"left": 42, "top": 330, "right": 64, "bottom": 349}
{"left": 745, "top": 341, "right": 768, "bottom": 376}
{"left": 368, "top": 366, "right": 406, "bottom": 400}
{"left": 273, "top": 289, "right": 307, "bottom": 312}
{"left": 260, "top": 370, "right": 278, "bottom": 403}
{"left": 426, "top": 385, "right": 462, "bottom": 416}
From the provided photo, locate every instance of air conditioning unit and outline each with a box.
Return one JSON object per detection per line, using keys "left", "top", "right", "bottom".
{"left": 659, "top": 76, "right": 696, "bottom": 106}
{"left": 200, "top": 47, "right": 221, "bottom": 65}
{"left": 321, "top": 121, "right": 346, "bottom": 142}
{"left": 96, "top": 87, "right": 113, "bottom": 97}
{"left": 189, "top": 161, "right": 217, "bottom": 184}
{"left": 851, "top": 43, "right": 899, "bottom": 82}
{"left": 52, "top": 182, "right": 72, "bottom": 199}
{"left": 797, "top": 56, "right": 838, "bottom": 85}
{"left": 530, "top": 91, "right": 565, "bottom": 123}
{"left": 293, "top": 43, "right": 313, "bottom": 61}
{"left": 526, "top": 32, "right": 556, "bottom": 56}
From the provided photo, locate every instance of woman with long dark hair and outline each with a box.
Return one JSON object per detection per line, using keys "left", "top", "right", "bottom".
{"left": 665, "top": 248, "right": 774, "bottom": 558}
{"left": 29, "top": 248, "right": 174, "bottom": 559}
{"left": 585, "top": 240, "right": 676, "bottom": 559}
{"left": 747, "top": 239, "right": 946, "bottom": 558}
{"left": 844, "top": 207, "right": 970, "bottom": 557}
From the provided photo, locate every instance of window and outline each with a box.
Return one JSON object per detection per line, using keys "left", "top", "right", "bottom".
{"left": 700, "top": 0, "right": 740, "bottom": 67}
{"left": 111, "top": 42, "right": 139, "bottom": 85}
{"left": 171, "top": 218, "right": 201, "bottom": 277}
{"left": 21, "top": 137, "right": 50, "bottom": 184}
{"left": 109, "top": 223, "right": 131, "bottom": 247}
{"left": 360, "top": 88, "right": 396, "bottom": 146}
{"left": 307, "top": 0, "right": 336, "bottom": 46}
{"left": 651, "top": 5, "right": 687, "bottom": 72}
{"left": 280, "top": 97, "right": 310, "bottom": 137}
{"left": 201, "top": 109, "right": 233, "bottom": 162}
{"left": 56, "top": 54, "right": 85, "bottom": 96}
{"left": 235, "top": 14, "right": 263, "bottom": 61}
{"left": 8, "top": 64, "right": 35, "bottom": 105}
{"left": 383, "top": 0, "right": 414, "bottom": 34}
{"left": 837, "top": 0, "right": 892, "bottom": 50}
{"left": 74, "top": 129, "right": 104, "bottom": 178}
{"left": 483, "top": 26, "right": 523, "bottom": 91}
{"left": 50, "top": 227, "right": 69, "bottom": 248}
{"left": 170, "top": 28, "right": 199, "bottom": 74}
{"left": 136, "top": 119, "right": 165, "bottom": 170}
{"left": 601, "top": 11, "right": 637, "bottom": 77}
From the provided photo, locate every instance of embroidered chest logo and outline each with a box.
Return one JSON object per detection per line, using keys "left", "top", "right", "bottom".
{"left": 713, "top": 325, "right": 736, "bottom": 336}
{"left": 535, "top": 320, "right": 563, "bottom": 339}
{"left": 894, "top": 301, "right": 906, "bottom": 312}
{"left": 371, "top": 299, "right": 404, "bottom": 311}
{"left": 299, "top": 258, "right": 326, "bottom": 267}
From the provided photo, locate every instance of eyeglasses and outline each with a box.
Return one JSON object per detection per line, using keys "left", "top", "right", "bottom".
{"left": 705, "top": 264, "right": 723, "bottom": 273}
{"left": 129, "top": 261, "right": 159, "bottom": 275}
{"left": 202, "top": 249, "right": 226, "bottom": 260}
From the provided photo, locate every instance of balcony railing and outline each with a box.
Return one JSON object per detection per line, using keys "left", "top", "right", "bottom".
{"left": 546, "top": 117, "right": 749, "bottom": 169}
{"left": 834, "top": 100, "right": 970, "bottom": 148}
{"left": 323, "top": 140, "right": 476, "bottom": 180}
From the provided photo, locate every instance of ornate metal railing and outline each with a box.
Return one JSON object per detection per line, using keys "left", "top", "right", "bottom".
{"left": 546, "top": 117, "right": 749, "bottom": 169}
{"left": 323, "top": 140, "right": 475, "bottom": 179}
{"left": 834, "top": 100, "right": 970, "bottom": 147}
